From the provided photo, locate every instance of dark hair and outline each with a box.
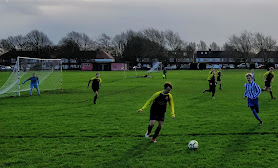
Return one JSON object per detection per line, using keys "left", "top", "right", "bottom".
{"left": 96, "top": 73, "right": 99, "bottom": 75}
{"left": 164, "top": 82, "right": 173, "bottom": 89}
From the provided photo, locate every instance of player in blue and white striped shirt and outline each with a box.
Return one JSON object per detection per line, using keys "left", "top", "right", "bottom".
{"left": 244, "top": 73, "right": 262, "bottom": 125}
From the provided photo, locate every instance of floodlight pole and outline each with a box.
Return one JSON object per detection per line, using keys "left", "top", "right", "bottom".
{"left": 17, "top": 56, "right": 20, "bottom": 96}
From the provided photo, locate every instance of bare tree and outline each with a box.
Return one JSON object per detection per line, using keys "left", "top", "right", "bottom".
{"left": 228, "top": 30, "right": 253, "bottom": 63}
{"left": 81, "top": 33, "right": 95, "bottom": 51}
{"left": 25, "top": 30, "right": 53, "bottom": 51}
{"left": 112, "top": 30, "right": 139, "bottom": 58}
{"left": 253, "top": 32, "right": 277, "bottom": 62}
{"left": 0, "top": 39, "right": 15, "bottom": 51}
{"left": 185, "top": 42, "right": 197, "bottom": 61}
{"left": 140, "top": 28, "right": 166, "bottom": 47}
{"left": 197, "top": 41, "right": 208, "bottom": 51}
{"left": 59, "top": 31, "right": 95, "bottom": 51}
{"left": 209, "top": 42, "right": 220, "bottom": 51}
{"left": 164, "top": 30, "right": 184, "bottom": 50}
{"left": 97, "top": 33, "right": 112, "bottom": 52}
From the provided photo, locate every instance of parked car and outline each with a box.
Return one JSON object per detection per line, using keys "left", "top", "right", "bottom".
{"left": 257, "top": 64, "right": 265, "bottom": 69}
{"left": 166, "top": 65, "right": 177, "bottom": 70}
{"left": 237, "top": 63, "right": 249, "bottom": 69}
{"left": 133, "top": 66, "right": 141, "bottom": 69}
{"left": 222, "top": 64, "right": 230, "bottom": 69}
{"left": 222, "top": 64, "right": 235, "bottom": 69}
{"left": 1, "top": 66, "right": 11, "bottom": 71}
{"left": 180, "top": 64, "right": 190, "bottom": 69}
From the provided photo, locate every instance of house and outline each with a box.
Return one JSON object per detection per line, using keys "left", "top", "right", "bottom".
{"left": 0, "top": 49, "right": 115, "bottom": 71}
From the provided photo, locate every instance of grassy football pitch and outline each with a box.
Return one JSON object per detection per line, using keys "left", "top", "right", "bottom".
{"left": 1, "top": 69, "right": 278, "bottom": 168}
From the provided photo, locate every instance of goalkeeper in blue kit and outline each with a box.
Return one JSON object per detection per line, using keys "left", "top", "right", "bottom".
{"left": 22, "top": 73, "right": 40, "bottom": 96}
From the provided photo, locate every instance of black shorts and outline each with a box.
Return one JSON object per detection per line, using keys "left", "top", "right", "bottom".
{"left": 209, "top": 84, "right": 216, "bottom": 93}
{"left": 217, "top": 77, "right": 221, "bottom": 82}
{"left": 265, "top": 81, "right": 271, "bottom": 87}
{"left": 92, "top": 87, "right": 99, "bottom": 92}
{"left": 150, "top": 113, "right": 165, "bottom": 121}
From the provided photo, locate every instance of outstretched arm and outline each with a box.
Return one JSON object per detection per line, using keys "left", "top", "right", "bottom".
{"left": 22, "top": 78, "right": 31, "bottom": 84}
{"left": 137, "top": 92, "right": 160, "bottom": 112}
{"left": 168, "top": 93, "right": 175, "bottom": 119}
{"left": 87, "top": 80, "right": 91, "bottom": 88}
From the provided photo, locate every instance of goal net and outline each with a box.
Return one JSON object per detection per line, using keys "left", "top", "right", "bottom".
{"left": 146, "top": 62, "right": 162, "bottom": 73}
{"left": 0, "top": 57, "right": 62, "bottom": 97}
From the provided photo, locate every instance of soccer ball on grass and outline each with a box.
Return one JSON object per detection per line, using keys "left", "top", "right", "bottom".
{"left": 188, "top": 140, "right": 198, "bottom": 149}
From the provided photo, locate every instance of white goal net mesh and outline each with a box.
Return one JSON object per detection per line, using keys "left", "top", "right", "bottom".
{"left": 0, "top": 57, "right": 62, "bottom": 97}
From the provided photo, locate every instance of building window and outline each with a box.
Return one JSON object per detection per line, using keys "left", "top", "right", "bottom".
{"left": 205, "top": 52, "right": 207, "bottom": 54}
{"left": 201, "top": 52, "right": 203, "bottom": 54}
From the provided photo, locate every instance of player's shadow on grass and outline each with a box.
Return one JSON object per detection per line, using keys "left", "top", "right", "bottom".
{"left": 103, "top": 139, "right": 153, "bottom": 168}
{"left": 217, "top": 125, "right": 259, "bottom": 167}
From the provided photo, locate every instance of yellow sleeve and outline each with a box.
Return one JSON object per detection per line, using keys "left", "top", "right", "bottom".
{"left": 168, "top": 93, "right": 175, "bottom": 117}
{"left": 208, "top": 71, "right": 212, "bottom": 75}
{"left": 91, "top": 77, "right": 95, "bottom": 80}
{"left": 263, "top": 71, "right": 269, "bottom": 78}
{"left": 99, "top": 78, "right": 102, "bottom": 83}
{"left": 207, "top": 74, "right": 213, "bottom": 81}
{"left": 140, "top": 92, "right": 161, "bottom": 111}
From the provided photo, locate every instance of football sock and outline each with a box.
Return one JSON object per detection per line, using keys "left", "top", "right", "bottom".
{"left": 270, "top": 91, "right": 274, "bottom": 98}
{"left": 212, "top": 92, "right": 215, "bottom": 97}
{"left": 36, "top": 88, "right": 40, "bottom": 95}
{"left": 220, "top": 84, "right": 222, "bottom": 89}
{"left": 251, "top": 108, "right": 261, "bottom": 121}
{"left": 30, "top": 88, "right": 33, "bottom": 95}
{"left": 255, "top": 106, "right": 259, "bottom": 113}
{"left": 153, "top": 125, "right": 162, "bottom": 139}
{"left": 148, "top": 125, "right": 154, "bottom": 135}
{"left": 94, "top": 95, "right": 98, "bottom": 103}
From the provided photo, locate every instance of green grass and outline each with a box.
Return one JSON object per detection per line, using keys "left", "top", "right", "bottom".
{"left": 1, "top": 69, "right": 278, "bottom": 168}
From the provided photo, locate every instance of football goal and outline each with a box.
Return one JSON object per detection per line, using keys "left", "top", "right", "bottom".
{"left": 0, "top": 56, "right": 62, "bottom": 97}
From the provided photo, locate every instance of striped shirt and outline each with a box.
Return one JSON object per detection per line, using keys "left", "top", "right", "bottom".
{"left": 244, "top": 82, "right": 261, "bottom": 99}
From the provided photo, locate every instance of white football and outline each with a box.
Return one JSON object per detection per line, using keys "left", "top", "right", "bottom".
{"left": 188, "top": 140, "right": 198, "bottom": 149}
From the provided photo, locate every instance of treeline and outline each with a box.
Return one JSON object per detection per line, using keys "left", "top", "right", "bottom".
{"left": 0, "top": 29, "right": 277, "bottom": 65}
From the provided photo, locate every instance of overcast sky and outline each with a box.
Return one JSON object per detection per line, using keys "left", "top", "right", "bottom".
{"left": 1, "top": 0, "right": 278, "bottom": 46}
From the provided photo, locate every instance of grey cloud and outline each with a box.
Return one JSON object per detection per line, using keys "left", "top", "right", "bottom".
{"left": 1, "top": 0, "right": 278, "bottom": 45}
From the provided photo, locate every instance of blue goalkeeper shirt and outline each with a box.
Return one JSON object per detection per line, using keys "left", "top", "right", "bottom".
{"left": 24, "top": 77, "right": 39, "bottom": 85}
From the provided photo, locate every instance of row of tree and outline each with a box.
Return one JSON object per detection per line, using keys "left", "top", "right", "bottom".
{"left": 0, "top": 29, "right": 277, "bottom": 65}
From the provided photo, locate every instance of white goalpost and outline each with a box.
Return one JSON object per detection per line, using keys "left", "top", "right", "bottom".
{"left": 0, "top": 56, "right": 62, "bottom": 97}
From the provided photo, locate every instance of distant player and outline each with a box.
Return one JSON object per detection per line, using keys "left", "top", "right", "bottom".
{"left": 251, "top": 68, "right": 255, "bottom": 81}
{"left": 87, "top": 73, "right": 102, "bottom": 104}
{"left": 216, "top": 68, "right": 223, "bottom": 90}
{"left": 244, "top": 73, "right": 262, "bottom": 126}
{"left": 22, "top": 73, "right": 40, "bottom": 96}
{"left": 137, "top": 82, "right": 175, "bottom": 143}
{"left": 261, "top": 67, "right": 276, "bottom": 99}
{"left": 163, "top": 67, "right": 167, "bottom": 79}
{"left": 203, "top": 69, "right": 217, "bottom": 98}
